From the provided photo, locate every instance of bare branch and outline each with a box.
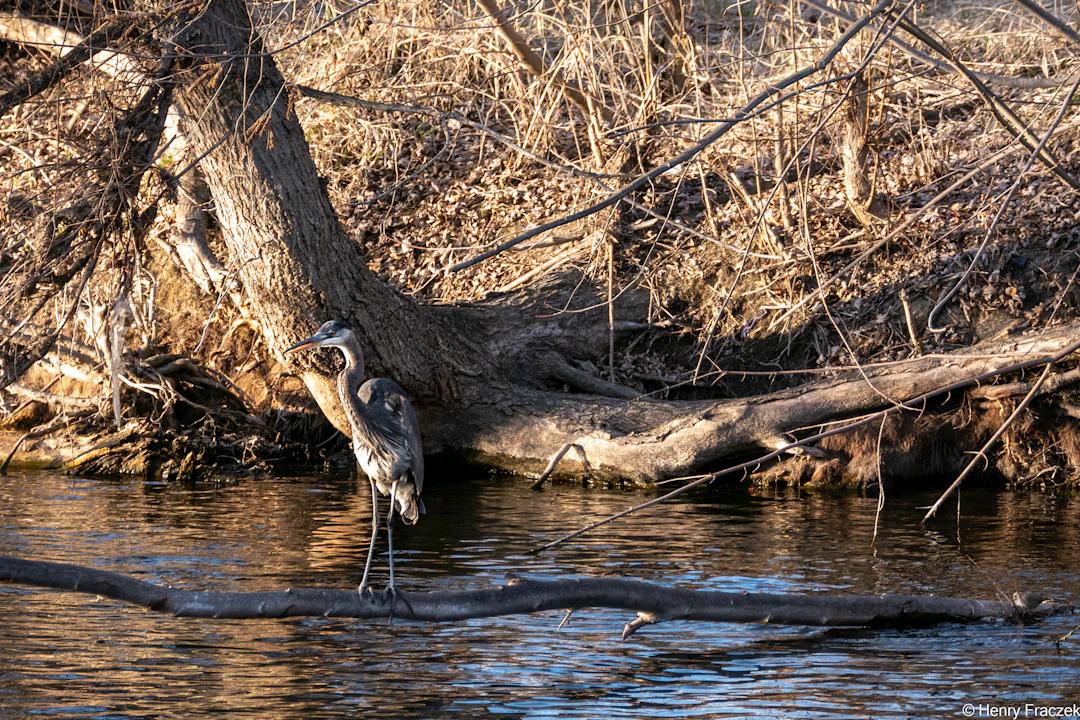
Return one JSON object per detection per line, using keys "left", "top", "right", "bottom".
{"left": 0, "top": 555, "right": 1059, "bottom": 633}
{"left": 0, "top": 13, "right": 143, "bottom": 78}
{"left": 926, "top": 71, "right": 1080, "bottom": 332}
{"left": 473, "top": 0, "right": 612, "bottom": 128}
{"left": 547, "top": 356, "right": 643, "bottom": 400}
{"left": 766, "top": 124, "right": 1077, "bottom": 333}
{"left": 534, "top": 328, "right": 1080, "bottom": 551}
{"left": 800, "top": 0, "right": 1076, "bottom": 88}
{"left": 894, "top": 13, "right": 1080, "bottom": 194}
{"left": 293, "top": 84, "right": 613, "bottom": 181}
{"left": 922, "top": 350, "right": 1077, "bottom": 521}
{"left": 0, "top": 16, "right": 130, "bottom": 119}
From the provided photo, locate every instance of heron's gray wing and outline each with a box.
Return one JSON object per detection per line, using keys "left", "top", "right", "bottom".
{"left": 393, "top": 392, "right": 423, "bottom": 495}
{"left": 358, "top": 378, "right": 424, "bottom": 493}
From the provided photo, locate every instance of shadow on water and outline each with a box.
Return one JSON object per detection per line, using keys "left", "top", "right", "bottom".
{"left": 0, "top": 468, "right": 1077, "bottom": 718}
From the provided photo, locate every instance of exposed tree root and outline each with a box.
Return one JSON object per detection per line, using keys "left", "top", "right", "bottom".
{"left": 4, "top": 321, "right": 1079, "bottom": 487}
{"left": 0, "top": 555, "right": 1063, "bottom": 638}
{"left": 435, "top": 324, "right": 1080, "bottom": 483}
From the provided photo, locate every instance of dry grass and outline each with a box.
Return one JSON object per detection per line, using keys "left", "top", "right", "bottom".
{"left": 252, "top": 0, "right": 1080, "bottom": 389}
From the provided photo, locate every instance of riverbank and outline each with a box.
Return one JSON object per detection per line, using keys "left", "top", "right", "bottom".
{"left": 2, "top": 0, "right": 1078, "bottom": 487}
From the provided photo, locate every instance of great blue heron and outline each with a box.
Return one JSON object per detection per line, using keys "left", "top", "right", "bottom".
{"left": 285, "top": 320, "right": 425, "bottom": 594}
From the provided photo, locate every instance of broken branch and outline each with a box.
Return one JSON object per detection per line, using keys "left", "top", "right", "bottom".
{"left": 534, "top": 326, "right": 1080, "bottom": 551}
{"left": 0, "top": 555, "right": 1058, "bottom": 635}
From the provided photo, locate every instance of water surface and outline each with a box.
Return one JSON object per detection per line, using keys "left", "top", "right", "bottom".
{"left": 0, "top": 470, "right": 1077, "bottom": 718}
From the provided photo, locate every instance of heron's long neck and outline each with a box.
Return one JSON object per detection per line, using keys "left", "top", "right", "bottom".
{"left": 335, "top": 337, "right": 368, "bottom": 433}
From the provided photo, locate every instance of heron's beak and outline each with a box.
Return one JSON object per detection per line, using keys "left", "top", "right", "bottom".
{"left": 285, "top": 333, "right": 326, "bottom": 354}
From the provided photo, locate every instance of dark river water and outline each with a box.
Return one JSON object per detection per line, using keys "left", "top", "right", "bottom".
{"left": 0, "top": 468, "right": 1077, "bottom": 718}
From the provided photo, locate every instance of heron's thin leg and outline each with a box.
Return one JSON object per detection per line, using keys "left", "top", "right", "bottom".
{"left": 386, "top": 479, "right": 399, "bottom": 590}
{"left": 358, "top": 477, "right": 379, "bottom": 593}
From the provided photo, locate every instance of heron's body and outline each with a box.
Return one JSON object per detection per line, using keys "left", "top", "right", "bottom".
{"left": 287, "top": 320, "right": 424, "bottom": 592}
{"left": 345, "top": 377, "right": 424, "bottom": 524}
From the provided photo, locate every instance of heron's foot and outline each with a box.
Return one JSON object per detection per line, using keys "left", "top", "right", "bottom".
{"left": 382, "top": 584, "right": 414, "bottom": 625}
{"left": 357, "top": 582, "right": 374, "bottom": 596}
{"left": 383, "top": 584, "right": 398, "bottom": 626}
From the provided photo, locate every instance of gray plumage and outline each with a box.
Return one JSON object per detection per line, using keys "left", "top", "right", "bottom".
{"left": 286, "top": 319, "right": 424, "bottom": 592}
{"left": 353, "top": 378, "right": 425, "bottom": 523}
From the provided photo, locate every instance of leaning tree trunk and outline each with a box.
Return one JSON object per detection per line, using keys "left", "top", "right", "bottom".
{"left": 172, "top": 0, "right": 678, "bottom": 475}
{"left": 173, "top": 0, "right": 478, "bottom": 414}
{"left": 170, "top": 0, "right": 1080, "bottom": 484}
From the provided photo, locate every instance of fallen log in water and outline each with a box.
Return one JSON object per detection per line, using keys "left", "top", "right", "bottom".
{"left": 0, "top": 555, "right": 1062, "bottom": 639}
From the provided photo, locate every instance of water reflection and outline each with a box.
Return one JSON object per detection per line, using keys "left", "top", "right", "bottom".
{"left": 0, "top": 470, "right": 1076, "bottom": 718}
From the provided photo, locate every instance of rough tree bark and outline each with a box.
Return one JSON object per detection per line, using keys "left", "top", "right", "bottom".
{"left": 164, "top": 0, "right": 1080, "bottom": 484}
{"left": 0, "top": 555, "right": 1057, "bottom": 639}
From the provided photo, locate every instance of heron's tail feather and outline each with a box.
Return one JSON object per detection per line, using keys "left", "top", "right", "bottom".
{"left": 395, "top": 484, "right": 422, "bottom": 525}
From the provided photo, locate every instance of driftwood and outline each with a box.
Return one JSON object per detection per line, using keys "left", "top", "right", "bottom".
{"left": 0, "top": 555, "right": 1059, "bottom": 640}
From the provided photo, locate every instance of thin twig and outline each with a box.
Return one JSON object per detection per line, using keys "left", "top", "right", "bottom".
{"left": 0, "top": 15, "right": 131, "bottom": 119}
{"left": 766, "top": 123, "right": 1076, "bottom": 334}
{"left": 294, "top": 84, "right": 613, "bottom": 181}
{"left": 927, "top": 70, "right": 1080, "bottom": 332}
{"left": 921, "top": 338, "right": 1080, "bottom": 521}
{"left": 895, "top": 13, "right": 1080, "bottom": 194}
{"left": 799, "top": 0, "right": 1076, "bottom": 88}
{"left": 1011, "top": 0, "right": 1080, "bottom": 45}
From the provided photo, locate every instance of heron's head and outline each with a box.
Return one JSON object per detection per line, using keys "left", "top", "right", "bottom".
{"left": 285, "top": 320, "right": 355, "bottom": 354}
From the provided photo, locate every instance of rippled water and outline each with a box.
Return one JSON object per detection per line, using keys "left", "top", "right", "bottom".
{"left": 0, "top": 468, "right": 1077, "bottom": 718}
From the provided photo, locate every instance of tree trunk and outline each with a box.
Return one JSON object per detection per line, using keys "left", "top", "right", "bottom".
{"left": 172, "top": 0, "right": 532, "bottom": 456}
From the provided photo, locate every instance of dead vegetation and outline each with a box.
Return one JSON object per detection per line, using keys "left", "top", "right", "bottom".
{"left": 763, "top": 391, "right": 1080, "bottom": 492}
{"left": 1, "top": 0, "right": 1080, "bottom": 488}
{"left": 280, "top": 0, "right": 1080, "bottom": 378}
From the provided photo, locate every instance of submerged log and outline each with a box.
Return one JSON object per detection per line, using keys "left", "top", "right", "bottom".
{"left": 0, "top": 555, "right": 1060, "bottom": 639}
